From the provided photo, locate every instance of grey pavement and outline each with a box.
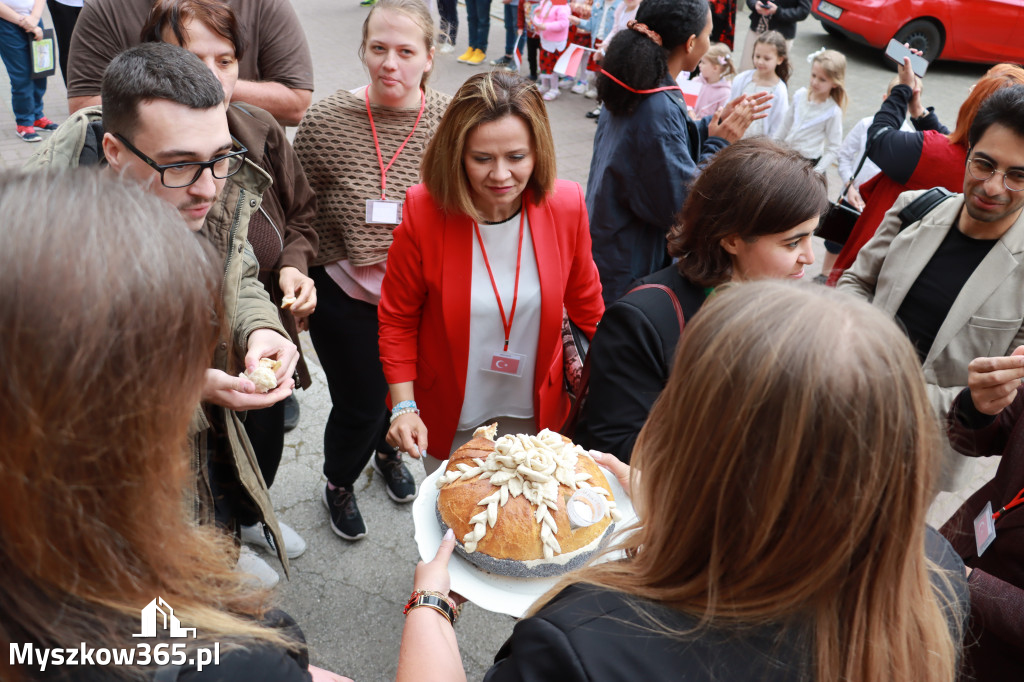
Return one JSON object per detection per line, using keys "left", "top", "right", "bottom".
{"left": 0, "top": 3, "right": 999, "bottom": 680}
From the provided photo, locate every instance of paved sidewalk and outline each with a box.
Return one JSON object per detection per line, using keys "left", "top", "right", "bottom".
{"left": 0, "top": 3, "right": 997, "bottom": 680}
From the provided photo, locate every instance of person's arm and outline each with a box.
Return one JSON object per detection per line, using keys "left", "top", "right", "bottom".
{"left": 706, "top": 90, "right": 772, "bottom": 143}
{"left": 579, "top": 301, "right": 669, "bottom": 461}
{"left": 379, "top": 197, "right": 430, "bottom": 456}
{"left": 259, "top": 113, "right": 319, "bottom": 320}
{"left": 65, "top": 0, "right": 123, "bottom": 110}
{"left": 562, "top": 183, "right": 605, "bottom": 336}
{"left": 231, "top": 82, "right": 312, "bottom": 128}
{"left": 946, "top": 350, "right": 1024, "bottom": 456}
{"left": 772, "top": 92, "right": 796, "bottom": 142}
{"left": 867, "top": 62, "right": 930, "bottom": 184}
{"left": 396, "top": 530, "right": 466, "bottom": 682}
{"left": 772, "top": 0, "right": 812, "bottom": 24}
{"left": 965, "top": 569, "right": 1024, "bottom": 649}
{"left": 835, "top": 190, "right": 917, "bottom": 300}
{"left": 815, "top": 107, "right": 844, "bottom": 173}
{"left": 837, "top": 119, "right": 867, "bottom": 182}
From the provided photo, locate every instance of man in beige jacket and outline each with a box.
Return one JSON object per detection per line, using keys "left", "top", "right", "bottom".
{"left": 838, "top": 85, "right": 1024, "bottom": 488}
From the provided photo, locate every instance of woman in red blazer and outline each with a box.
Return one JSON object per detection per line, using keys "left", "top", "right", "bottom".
{"left": 379, "top": 71, "right": 604, "bottom": 470}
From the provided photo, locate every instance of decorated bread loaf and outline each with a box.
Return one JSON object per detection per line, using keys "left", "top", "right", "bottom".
{"left": 436, "top": 424, "right": 621, "bottom": 577}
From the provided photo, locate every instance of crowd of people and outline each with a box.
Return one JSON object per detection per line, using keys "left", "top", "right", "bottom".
{"left": 3, "top": 0, "right": 1024, "bottom": 680}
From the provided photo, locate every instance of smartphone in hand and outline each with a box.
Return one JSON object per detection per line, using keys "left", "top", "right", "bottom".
{"left": 885, "top": 39, "right": 929, "bottom": 78}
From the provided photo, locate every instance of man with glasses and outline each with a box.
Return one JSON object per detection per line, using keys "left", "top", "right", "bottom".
{"left": 25, "top": 42, "right": 298, "bottom": 587}
{"left": 838, "top": 85, "right": 1024, "bottom": 489}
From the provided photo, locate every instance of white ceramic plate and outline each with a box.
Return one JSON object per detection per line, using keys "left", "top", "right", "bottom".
{"left": 412, "top": 459, "right": 637, "bottom": 618}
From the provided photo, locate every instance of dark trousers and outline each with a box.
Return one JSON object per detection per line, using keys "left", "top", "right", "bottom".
{"left": 502, "top": 3, "right": 517, "bottom": 56}
{"left": 308, "top": 266, "right": 395, "bottom": 487}
{"left": 437, "top": 0, "right": 458, "bottom": 45}
{"left": 45, "top": 0, "right": 80, "bottom": 86}
{"left": 526, "top": 35, "right": 540, "bottom": 78}
{"left": 238, "top": 400, "right": 283, "bottom": 526}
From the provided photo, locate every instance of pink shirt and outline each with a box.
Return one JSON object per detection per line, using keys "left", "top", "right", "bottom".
{"left": 692, "top": 76, "right": 732, "bottom": 119}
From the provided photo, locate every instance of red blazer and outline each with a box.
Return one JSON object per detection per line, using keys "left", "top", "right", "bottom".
{"left": 379, "top": 180, "right": 605, "bottom": 458}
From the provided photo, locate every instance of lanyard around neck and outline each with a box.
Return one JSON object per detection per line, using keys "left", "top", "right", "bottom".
{"left": 599, "top": 68, "right": 683, "bottom": 96}
{"left": 993, "top": 486, "right": 1024, "bottom": 523}
{"left": 474, "top": 209, "right": 526, "bottom": 352}
{"left": 364, "top": 88, "right": 426, "bottom": 200}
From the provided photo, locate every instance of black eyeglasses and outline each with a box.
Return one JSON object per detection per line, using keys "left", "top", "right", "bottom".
{"left": 966, "top": 155, "right": 1024, "bottom": 192}
{"left": 114, "top": 133, "right": 247, "bottom": 188}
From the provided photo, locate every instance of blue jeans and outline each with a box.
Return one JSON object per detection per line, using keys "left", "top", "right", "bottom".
{"left": 0, "top": 18, "right": 46, "bottom": 127}
{"left": 465, "top": 0, "right": 492, "bottom": 52}
{"left": 503, "top": 2, "right": 518, "bottom": 56}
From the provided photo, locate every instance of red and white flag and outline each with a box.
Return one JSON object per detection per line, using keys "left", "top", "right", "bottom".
{"left": 553, "top": 43, "right": 587, "bottom": 77}
{"left": 677, "top": 78, "right": 702, "bottom": 109}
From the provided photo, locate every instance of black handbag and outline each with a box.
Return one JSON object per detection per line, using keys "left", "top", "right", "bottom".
{"left": 816, "top": 127, "right": 888, "bottom": 245}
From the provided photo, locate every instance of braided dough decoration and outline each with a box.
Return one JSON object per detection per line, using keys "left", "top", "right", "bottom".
{"left": 437, "top": 425, "right": 622, "bottom": 561}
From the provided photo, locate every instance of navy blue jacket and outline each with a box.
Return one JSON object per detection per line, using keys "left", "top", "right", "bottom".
{"left": 586, "top": 76, "right": 727, "bottom": 305}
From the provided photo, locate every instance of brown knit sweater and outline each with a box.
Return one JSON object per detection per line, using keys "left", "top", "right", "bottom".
{"left": 294, "top": 87, "right": 450, "bottom": 268}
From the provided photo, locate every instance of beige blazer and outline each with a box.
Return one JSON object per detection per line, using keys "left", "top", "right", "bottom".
{"left": 838, "top": 189, "right": 1024, "bottom": 419}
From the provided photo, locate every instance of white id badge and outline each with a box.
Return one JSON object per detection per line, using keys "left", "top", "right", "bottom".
{"left": 974, "top": 500, "right": 996, "bottom": 557}
{"left": 365, "top": 199, "right": 403, "bottom": 225}
{"left": 483, "top": 351, "right": 527, "bottom": 377}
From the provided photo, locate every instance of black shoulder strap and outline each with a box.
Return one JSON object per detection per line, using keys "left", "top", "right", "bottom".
{"left": 897, "top": 187, "right": 955, "bottom": 231}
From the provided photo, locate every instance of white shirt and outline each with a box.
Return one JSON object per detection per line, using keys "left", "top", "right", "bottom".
{"left": 774, "top": 87, "right": 843, "bottom": 173}
{"left": 458, "top": 210, "right": 542, "bottom": 429}
{"left": 2, "top": 0, "right": 36, "bottom": 14}
{"left": 837, "top": 114, "right": 917, "bottom": 188}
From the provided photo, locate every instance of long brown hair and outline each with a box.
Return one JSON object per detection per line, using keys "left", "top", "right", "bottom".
{"left": 0, "top": 171, "right": 286, "bottom": 680}
{"left": 537, "top": 282, "right": 960, "bottom": 682}
{"left": 668, "top": 138, "right": 828, "bottom": 287}
{"left": 947, "top": 62, "right": 1024, "bottom": 148}
{"left": 421, "top": 71, "right": 556, "bottom": 221}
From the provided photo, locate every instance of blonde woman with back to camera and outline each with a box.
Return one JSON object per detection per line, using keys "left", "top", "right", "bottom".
{"left": 397, "top": 281, "right": 968, "bottom": 682}
{"left": 0, "top": 170, "right": 349, "bottom": 682}
{"left": 293, "top": 0, "right": 451, "bottom": 543}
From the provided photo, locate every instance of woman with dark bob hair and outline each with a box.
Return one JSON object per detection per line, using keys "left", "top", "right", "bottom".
{"left": 379, "top": 70, "right": 604, "bottom": 473}
{"left": 396, "top": 281, "right": 967, "bottom": 682}
{"left": 586, "top": 0, "right": 770, "bottom": 304}
{"left": 576, "top": 137, "right": 828, "bottom": 460}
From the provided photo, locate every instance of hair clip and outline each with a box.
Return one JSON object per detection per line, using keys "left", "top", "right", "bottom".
{"left": 807, "top": 47, "right": 826, "bottom": 64}
{"left": 718, "top": 55, "right": 729, "bottom": 65}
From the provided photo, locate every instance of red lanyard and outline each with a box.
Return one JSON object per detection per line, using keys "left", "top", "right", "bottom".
{"left": 599, "top": 69, "right": 684, "bottom": 96}
{"left": 473, "top": 209, "right": 526, "bottom": 352}
{"left": 364, "top": 88, "right": 426, "bottom": 200}
{"left": 993, "top": 485, "right": 1024, "bottom": 522}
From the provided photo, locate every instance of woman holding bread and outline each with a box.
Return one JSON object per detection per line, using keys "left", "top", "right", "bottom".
{"left": 397, "top": 282, "right": 968, "bottom": 682}
{"left": 293, "top": 0, "right": 451, "bottom": 541}
{"left": 575, "top": 138, "right": 826, "bottom": 461}
{"left": 379, "top": 70, "right": 605, "bottom": 474}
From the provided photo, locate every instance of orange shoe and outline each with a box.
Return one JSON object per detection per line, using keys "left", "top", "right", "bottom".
{"left": 456, "top": 47, "right": 476, "bottom": 63}
{"left": 466, "top": 48, "right": 486, "bottom": 65}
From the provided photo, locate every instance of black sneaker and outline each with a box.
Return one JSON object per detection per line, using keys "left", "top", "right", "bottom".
{"left": 372, "top": 452, "right": 417, "bottom": 503}
{"left": 322, "top": 484, "right": 366, "bottom": 540}
{"left": 490, "top": 55, "right": 513, "bottom": 68}
{"left": 282, "top": 393, "right": 300, "bottom": 432}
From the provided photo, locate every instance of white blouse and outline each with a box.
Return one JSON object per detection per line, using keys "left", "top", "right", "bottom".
{"left": 458, "top": 209, "right": 542, "bottom": 430}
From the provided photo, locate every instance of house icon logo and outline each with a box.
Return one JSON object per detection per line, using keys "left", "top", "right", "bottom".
{"left": 133, "top": 597, "right": 197, "bottom": 639}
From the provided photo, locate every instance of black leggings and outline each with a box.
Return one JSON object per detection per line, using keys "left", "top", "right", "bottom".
{"left": 45, "top": 0, "right": 80, "bottom": 86}
{"left": 308, "top": 266, "right": 395, "bottom": 487}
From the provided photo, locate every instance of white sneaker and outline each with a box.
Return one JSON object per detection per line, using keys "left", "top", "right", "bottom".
{"left": 236, "top": 546, "right": 280, "bottom": 588}
{"left": 571, "top": 81, "right": 587, "bottom": 95}
{"left": 439, "top": 43, "right": 455, "bottom": 54}
{"left": 584, "top": 87, "right": 598, "bottom": 99}
{"left": 241, "top": 521, "right": 307, "bottom": 559}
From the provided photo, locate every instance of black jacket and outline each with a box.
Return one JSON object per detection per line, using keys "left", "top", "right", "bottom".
{"left": 745, "top": 0, "right": 811, "bottom": 39}
{"left": 575, "top": 266, "right": 706, "bottom": 462}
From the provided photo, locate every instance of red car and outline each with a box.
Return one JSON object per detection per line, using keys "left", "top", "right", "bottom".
{"left": 811, "top": 0, "right": 1024, "bottom": 64}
